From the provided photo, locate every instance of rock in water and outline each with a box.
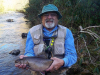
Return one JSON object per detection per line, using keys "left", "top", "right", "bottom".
{"left": 21, "top": 33, "right": 27, "bottom": 38}
{"left": 6, "top": 19, "right": 14, "bottom": 22}
{"left": 9, "top": 49, "right": 20, "bottom": 55}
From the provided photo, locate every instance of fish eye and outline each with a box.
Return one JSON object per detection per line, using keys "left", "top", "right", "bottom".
{"left": 15, "top": 60, "right": 18, "bottom": 63}
{"left": 15, "top": 59, "right": 20, "bottom": 63}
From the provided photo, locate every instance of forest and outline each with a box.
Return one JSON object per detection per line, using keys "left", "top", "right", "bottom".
{"left": 24, "top": 0, "right": 100, "bottom": 75}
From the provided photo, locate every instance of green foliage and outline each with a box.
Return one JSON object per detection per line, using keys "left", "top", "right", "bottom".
{"left": 24, "top": 0, "right": 42, "bottom": 24}
{"left": 79, "top": 57, "right": 83, "bottom": 65}
{"left": 79, "top": 33, "right": 86, "bottom": 38}
{"left": 93, "top": 67, "right": 100, "bottom": 74}
{"left": 53, "top": 0, "right": 100, "bottom": 29}
{"left": 94, "top": 47, "right": 100, "bottom": 51}
{"left": 24, "top": 0, "right": 53, "bottom": 25}
{"left": 24, "top": 0, "right": 100, "bottom": 29}
{"left": 80, "top": 49, "right": 83, "bottom": 53}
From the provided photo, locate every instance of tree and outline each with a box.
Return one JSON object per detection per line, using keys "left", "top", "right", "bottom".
{"left": 24, "top": 0, "right": 53, "bottom": 25}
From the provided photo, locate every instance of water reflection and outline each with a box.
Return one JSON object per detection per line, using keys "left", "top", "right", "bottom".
{"left": 0, "top": 11, "right": 32, "bottom": 75}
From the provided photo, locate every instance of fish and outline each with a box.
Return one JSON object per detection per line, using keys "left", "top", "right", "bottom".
{"left": 15, "top": 57, "right": 53, "bottom": 72}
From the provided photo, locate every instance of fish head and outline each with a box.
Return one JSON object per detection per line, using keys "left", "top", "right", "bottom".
{"left": 15, "top": 59, "right": 21, "bottom": 63}
{"left": 15, "top": 59, "right": 22, "bottom": 65}
{"left": 15, "top": 58, "right": 29, "bottom": 66}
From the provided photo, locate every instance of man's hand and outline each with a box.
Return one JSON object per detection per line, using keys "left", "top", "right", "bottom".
{"left": 46, "top": 57, "right": 64, "bottom": 72}
{"left": 15, "top": 55, "right": 28, "bottom": 69}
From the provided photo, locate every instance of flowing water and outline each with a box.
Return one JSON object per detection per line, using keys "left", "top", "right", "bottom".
{"left": 0, "top": 11, "right": 32, "bottom": 75}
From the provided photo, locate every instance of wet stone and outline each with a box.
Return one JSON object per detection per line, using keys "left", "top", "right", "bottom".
{"left": 21, "top": 33, "right": 27, "bottom": 38}
{"left": 9, "top": 49, "right": 20, "bottom": 55}
{"left": 6, "top": 19, "right": 14, "bottom": 22}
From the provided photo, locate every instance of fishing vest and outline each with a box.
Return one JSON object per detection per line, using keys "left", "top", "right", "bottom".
{"left": 29, "top": 24, "right": 66, "bottom": 58}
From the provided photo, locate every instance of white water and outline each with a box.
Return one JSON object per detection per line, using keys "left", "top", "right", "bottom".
{"left": 0, "top": 11, "right": 32, "bottom": 75}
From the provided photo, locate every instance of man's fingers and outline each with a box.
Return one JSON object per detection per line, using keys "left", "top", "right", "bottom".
{"left": 19, "top": 55, "right": 25, "bottom": 59}
{"left": 50, "top": 57, "right": 57, "bottom": 60}
{"left": 46, "top": 65, "right": 53, "bottom": 71}
{"left": 19, "top": 64, "right": 23, "bottom": 68}
{"left": 22, "top": 64, "right": 26, "bottom": 69}
{"left": 15, "top": 64, "right": 28, "bottom": 69}
{"left": 54, "top": 66, "right": 58, "bottom": 70}
{"left": 15, "top": 55, "right": 28, "bottom": 70}
{"left": 15, "top": 64, "right": 20, "bottom": 67}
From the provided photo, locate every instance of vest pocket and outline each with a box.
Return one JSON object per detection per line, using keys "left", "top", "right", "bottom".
{"left": 34, "top": 44, "right": 45, "bottom": 55}
{"left": 33, "top": 34, "right": 40, "bottom": 44}
{"left": 54, "top": 42, "right": 65, "bottom": 55}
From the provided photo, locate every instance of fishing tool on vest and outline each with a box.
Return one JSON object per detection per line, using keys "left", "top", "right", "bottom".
{"left": 43, "top": 36, "right": 57, "bottom": 75}
{"left": 45, "top": 46, "right": 52, "bottom": 59}
{"left": 43, "top": 26, "right": 58, "bottom": 59}
{"left": 44, "top": 35, "right": 57, "bottom": 59}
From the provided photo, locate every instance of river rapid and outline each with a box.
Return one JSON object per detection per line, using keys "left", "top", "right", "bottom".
{"left": 0, "top": 11, "right": 32, "bottom": 75}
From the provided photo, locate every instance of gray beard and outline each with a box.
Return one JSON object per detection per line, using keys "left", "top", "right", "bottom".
{"left": 45, "top": 22, "right": 55, "bottom": 28}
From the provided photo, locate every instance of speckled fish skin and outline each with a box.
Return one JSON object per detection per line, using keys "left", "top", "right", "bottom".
{"left": 15, "top": 57, "right": 53, "bottom": 72}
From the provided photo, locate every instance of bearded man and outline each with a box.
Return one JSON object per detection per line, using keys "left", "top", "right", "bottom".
{"left": 15, "top": 4, "right": 77, "bottom": 75}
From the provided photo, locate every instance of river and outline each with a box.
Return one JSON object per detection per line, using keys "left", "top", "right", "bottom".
{"left": 0, "top": 11, "right": 32, "bottom": 75}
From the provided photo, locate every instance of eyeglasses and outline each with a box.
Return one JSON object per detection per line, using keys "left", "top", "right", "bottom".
{"left": 43, "top": 13, "right": 57, "bottom": 17}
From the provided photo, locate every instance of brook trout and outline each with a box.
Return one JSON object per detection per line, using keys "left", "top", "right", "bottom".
{"left": 15, "top": 57, "right": 53, "bottom": 72}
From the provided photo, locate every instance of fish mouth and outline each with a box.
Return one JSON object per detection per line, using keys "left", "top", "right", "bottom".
{"left": 15, "top": 63, "right": 20, "bottom": 66}
{"left": 15, "top": 59, "right": 20, "bottom": 63}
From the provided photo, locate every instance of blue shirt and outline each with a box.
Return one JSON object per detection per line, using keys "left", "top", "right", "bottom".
{"left": 24, "top": 25, "right": 77, "bottom": 67}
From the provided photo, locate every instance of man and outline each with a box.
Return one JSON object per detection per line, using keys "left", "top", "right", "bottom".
{"left": 15, "top": 4, "right": 77, "bottom": 75}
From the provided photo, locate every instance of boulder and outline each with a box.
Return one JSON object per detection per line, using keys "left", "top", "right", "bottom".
{"left": 21, "top": 33, "right": 27, "bottom": 38}
{"left": 6, "top": 19, "right": 14, "bottom": 22}
{"left": 9, "top": 49, "right": 20, "bottom": 55}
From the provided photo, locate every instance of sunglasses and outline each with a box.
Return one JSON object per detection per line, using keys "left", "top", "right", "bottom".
{"left": 43, "top": 13, "right": 57, "bottom": 17}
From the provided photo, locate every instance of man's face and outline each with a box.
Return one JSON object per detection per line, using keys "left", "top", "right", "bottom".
{"left": 41, "top": 12, "right": 58, "bottom": 29}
